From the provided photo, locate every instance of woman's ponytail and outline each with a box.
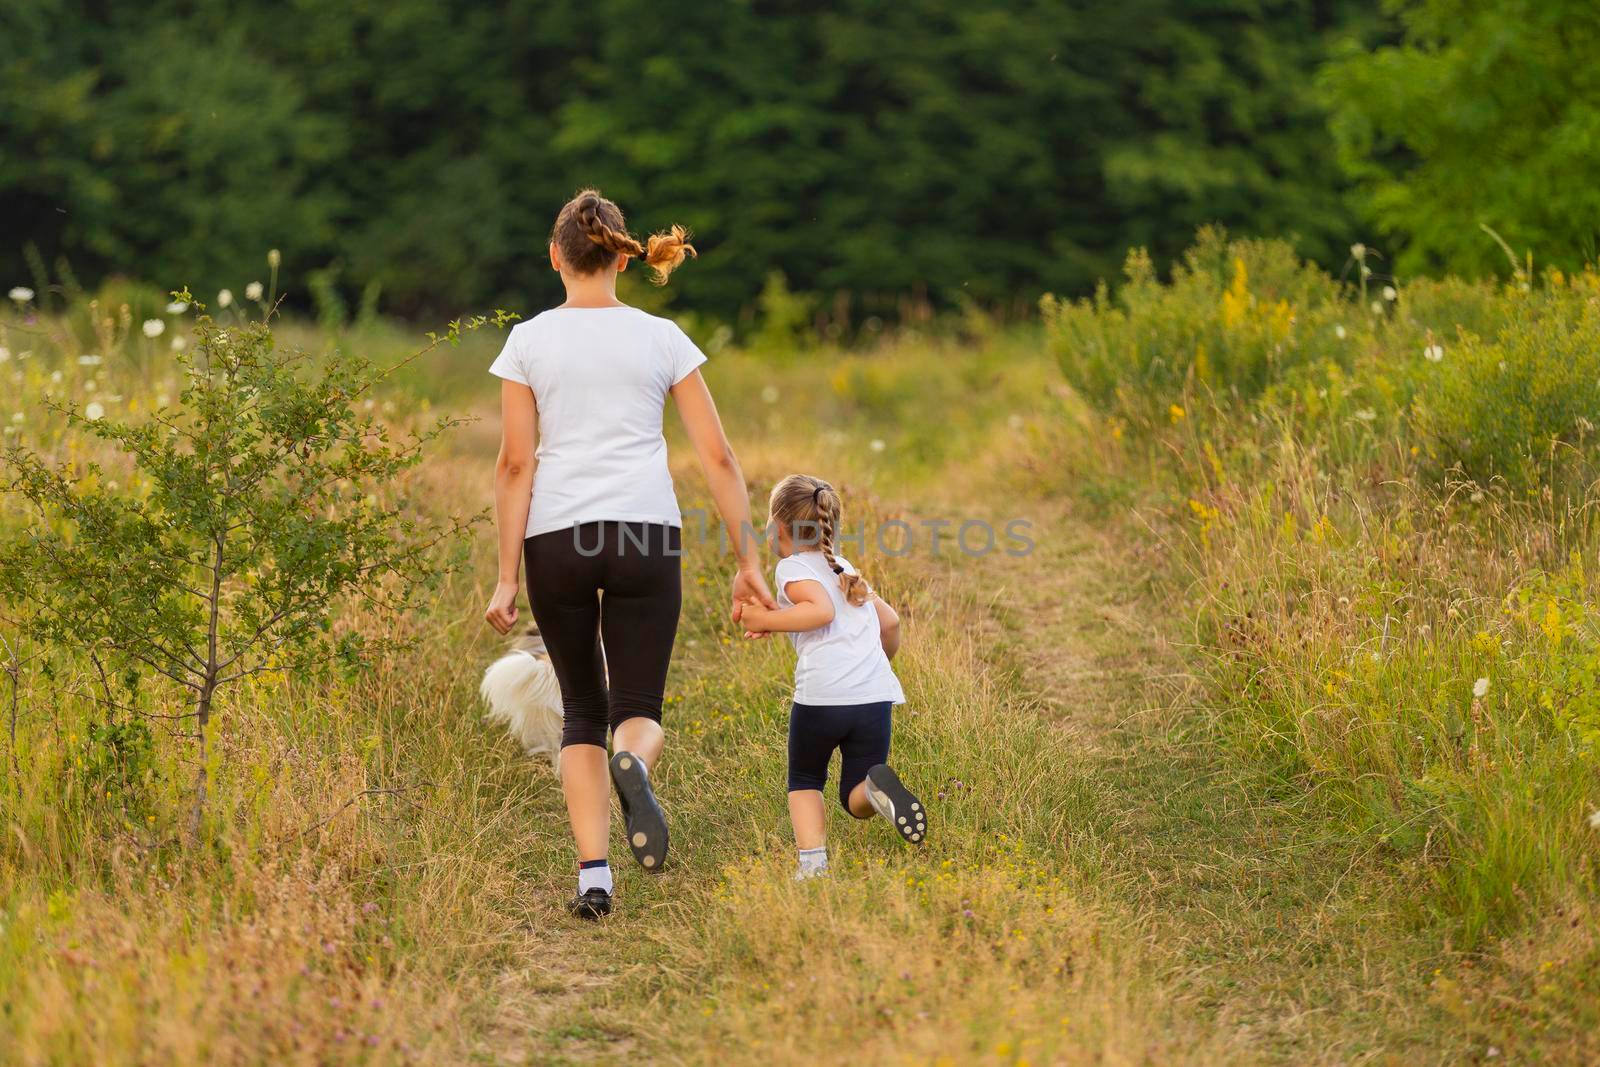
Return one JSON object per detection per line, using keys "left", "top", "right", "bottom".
{"left": 555, "top": 188, "right": 696, "bottom": 285}
{"left": 637, "top": 224, "right": 696, "bottom": 285}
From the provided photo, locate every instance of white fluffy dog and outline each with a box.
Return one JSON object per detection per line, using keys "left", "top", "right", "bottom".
{"left": 480, "top": 627, "right": 565, "bottom": 772}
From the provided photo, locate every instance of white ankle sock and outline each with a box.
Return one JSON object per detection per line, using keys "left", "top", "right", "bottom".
{"left": 578, "top": 861, "right": 613, "bottom": 894}
{"left": 797, "top": 846, "right": 828, "bottom": 877}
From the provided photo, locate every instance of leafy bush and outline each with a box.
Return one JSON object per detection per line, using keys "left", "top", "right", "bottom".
{"left": 0, "top": 296, "right": 505, "bottom": 831}
{"left": 1411, "top": 275, "right": 1600, "bottom": 488}
{"left": 1044, "top": 229, "right": 1357, "bottom": 422}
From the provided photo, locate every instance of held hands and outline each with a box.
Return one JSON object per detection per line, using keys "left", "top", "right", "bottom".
{"left": 736, "top": 595, "right": 776, "bottom": 638}
{"left": 731, "top": 565, "right": 777, "bottom": 640}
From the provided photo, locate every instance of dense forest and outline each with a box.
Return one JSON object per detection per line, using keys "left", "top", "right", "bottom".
{"left": 3, "top": 0, "right": 1597, "bottom": 319}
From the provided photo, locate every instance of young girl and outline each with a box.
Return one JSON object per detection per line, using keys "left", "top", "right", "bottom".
{"left": 737, "top": 475, "right": 926, "bottom": 878}
{"left": 483, "top": 189, "right": 776, "bottom": 920}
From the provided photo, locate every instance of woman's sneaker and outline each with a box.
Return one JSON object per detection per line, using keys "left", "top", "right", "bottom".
{"left": 864, "top": 764, "right": 927, "bottom": 845}
{"left": 568, "top": 887, "right": 612, "bottom": 921}
{"left": 609, "top": 751, "right": 669, "bottom": 871}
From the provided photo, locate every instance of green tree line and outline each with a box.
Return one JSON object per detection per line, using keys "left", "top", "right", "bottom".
{"left": 2, "top": 1, "right": 1595, "bottom": 321}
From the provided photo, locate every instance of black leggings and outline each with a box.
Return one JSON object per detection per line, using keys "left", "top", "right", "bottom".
{"left": 523, "top": 522, "right": 682, "bottom": 749}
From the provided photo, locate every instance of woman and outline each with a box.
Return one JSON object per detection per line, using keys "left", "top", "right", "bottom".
{"left": 483, "top": 189, "right": 774, "bottom": 920}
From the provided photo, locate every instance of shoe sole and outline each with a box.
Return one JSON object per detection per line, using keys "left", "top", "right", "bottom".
{"left": 568, "top": 894, "right": 612, "bottom": 921}
{"left": 610, "top": 751, "right": 669, "bottom": 871}
{"left": 865, "top": 764, "right": 926, "bottom": 845}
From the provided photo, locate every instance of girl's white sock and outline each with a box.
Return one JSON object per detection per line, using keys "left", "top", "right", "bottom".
{"left": 578, "top": 859, "right": 613, "bottom": 894}
{"left": 796, "top": 846, "right": 828, "bottom": 878}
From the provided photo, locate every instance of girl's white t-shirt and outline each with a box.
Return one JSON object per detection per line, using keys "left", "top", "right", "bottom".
{"left": 489, "top": 307, "right": 706, "bottom": 538}
{"left": 775, "top": 551, "right": 906, "bottom": 706}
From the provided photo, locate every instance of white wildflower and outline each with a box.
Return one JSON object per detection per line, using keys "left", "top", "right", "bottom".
{"left": 1382, "top": 285, "right": 1397, "bottom": 302}
{"left": 1370, "top": 300, "right": 1383, "bottom": 315}
{"left": 217, "top": 289, "right": 234, "bottom": 308}
{"left": 1473, "top": 677, "right": 1489, "bottom": 699}
{"left": 10, "top": 412, "right": 22, "bottom": 424}
{"left": 170, "top": 335, "right": 187, "bottom": 352}
{"left": 166, "top": 300, "right": 188, "bottom": 314}
{"left": 142, "top": 319, "right": 166, "bottom": 338}
{"left": 156, "top": 394, "right": 170, "bottom": 408}
{"left": 77, "top": 354, "right": 102, "bottom": 366}
{"left": 1353, "top": 408, "right": 1376, "bottom": 422}
{"left": 83, "top": 379, "right": 95, "bottom": 393}
{"left": 50, "top": 370, "right": 62, "bottom": 384}
{"left": 245, "top": 281, "right": 264, "bottom": 301}
{"left": 0, "top": 347, "right": 9, "bottom": 363}
{"left": 869, "top": 438, "right": 887, "bottom": 453}
{"left": 84, "top": 401, "right": 105, "bottom": 420}
{"left": 8, "top": 286, "right": 33, "bottom": 304}
{"left": 1588, "top": 809, "right": 1600, "bottom": 830}
{"left": 1334, "top": 324, "right": 1347, "bottom": 339}
{"left": 1350, "top": 243, "right": 1366, "bottom": 260}
{"left": 760, "top": 384, "right": 780, "bottom": 404}
{"left": 267, "top": 249, "right": 281, "bottom": 268}
{"left": 1424, "top": 344, "right": 1444, "bottom": 363}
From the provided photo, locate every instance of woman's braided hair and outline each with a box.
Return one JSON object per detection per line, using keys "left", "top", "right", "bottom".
{"left": 768, "top": 474, "right": 871, "bottom": 607}
{"left": 551, "top": 188, "right": 696, "bottom": 285}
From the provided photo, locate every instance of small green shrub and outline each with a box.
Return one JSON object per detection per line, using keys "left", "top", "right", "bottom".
{"left": 1044, "top": 228, "right": 1356, "bottom": 421}
{"left": 0, "top": 295, "right": 509, "bottom": 831}
{"left": 749, "top": 271, "right": 817, "bottom": 355}
{"left": 1412, "top": 279, "right": 1600, "bottom": 488}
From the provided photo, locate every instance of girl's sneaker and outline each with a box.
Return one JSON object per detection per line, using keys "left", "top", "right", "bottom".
{"left": 568, "top": 887, "right": 612, "bottom": 921}
{"left": 609, "top": 751, "right": 669, "bottom": 871}
{"left": 864, "top": 764, "right": 927, "bottom": 845}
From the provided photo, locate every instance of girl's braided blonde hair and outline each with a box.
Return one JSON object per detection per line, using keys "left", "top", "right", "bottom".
{"left": 768, "top": 474, "right": 870, "bottom": 607}
{"left": 551, "top": 187, "right": 696, "bottom": 285}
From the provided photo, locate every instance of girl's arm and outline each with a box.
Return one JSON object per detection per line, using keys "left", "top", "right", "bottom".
{"left": 484, "top": 380, "right": 537, "bottom": 634}
{"left": 874, "top": 595, "right": 901, "bottom": 659}
{"left": 741, "top": 580, "right": 835, "bottom": 635}
{"left": 670, "top": 369, "right": 777, "bottom": 617}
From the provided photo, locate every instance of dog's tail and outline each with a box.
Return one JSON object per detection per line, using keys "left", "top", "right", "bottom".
{"left": 480, "top": 649, "right": 564, "bottom": 771}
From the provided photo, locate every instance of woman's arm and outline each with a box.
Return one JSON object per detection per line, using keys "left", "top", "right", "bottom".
{"left": 484, "top": 380, "right": 537, "bottom": 634}
{"left": 740, "top": 580, "right": 835, "bottom": 635}
{"left": 670, "top": 369, "right": 776, "bottom": 617}
{"left": 873, "top": 595, "right": 901, "bottom": 659}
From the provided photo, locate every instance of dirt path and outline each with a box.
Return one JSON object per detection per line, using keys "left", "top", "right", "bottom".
{"left": 462, "top": 476, "right": 1456, "bottom": 1064}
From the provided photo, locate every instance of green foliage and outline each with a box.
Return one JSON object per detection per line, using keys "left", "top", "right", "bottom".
{"left": 1504, "top": 564, "right": 1600, "bottom": 748}
{"left": 1411, "top": 275, "right": 1600, "bottom": 488}
{"left": 1044, "top": 229, "right": 1359, "bottom": 419}
{"left": 748, "top": 272, "right": 816, "bottom": 355}
{"left": 0, "top": 1, "right": 1383, "bottom": 319}
{"left": 0, "top": 298, "right": 488, "bottom": 817}
{"left": 75, "top": 718, "right": 159, "bottom": 816}
{"left": 1049, "top": 232, "right": 1600, "bottom": 488}
{"left": 1321, "top": 0, "right": 1600, "bottom": 277}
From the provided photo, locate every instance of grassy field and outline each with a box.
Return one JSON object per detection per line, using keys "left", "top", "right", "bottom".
{"left": 0, "top": 258, "right": 1597, "bottom": 1064}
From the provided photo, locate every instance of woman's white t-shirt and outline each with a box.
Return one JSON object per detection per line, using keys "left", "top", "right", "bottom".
{"left": 775, "top": 551, "right": 905, "bottom": 706}
{"left": 489, "top": 307, "right": 706, "bottom": 538}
